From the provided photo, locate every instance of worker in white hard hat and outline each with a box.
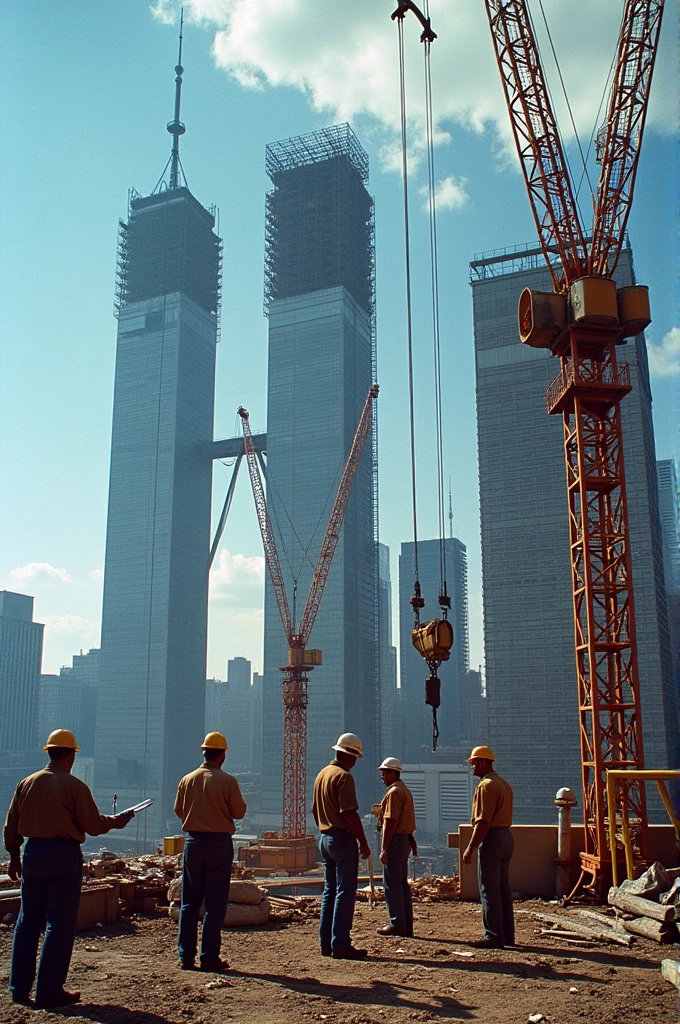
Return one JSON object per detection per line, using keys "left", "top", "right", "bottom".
{"left": 174, "top": 732, "right": 246, "bottom": 973}
{"left": 312, "top": 733, "right": 371, "bottom": 960}
{"left": 3, "top": 730, "right": 134, "bottom": 1009}
{"left": 462, "top": 745, "right": 514, "bottom": 949}
{"left": 375, "top": 757, "right": 417, "bottom": 938}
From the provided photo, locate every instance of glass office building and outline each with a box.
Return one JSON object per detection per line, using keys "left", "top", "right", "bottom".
{"left": 96, "top": 186, "right": 221, "bottom": 841}
{"left": 260, "top": 126, "right": 378, "bottom": 821}
{"left": 471, "top": 243, "right": 677, "bottom": 823}
{"left": 398, "top": 538, "right": 470, "bottom": 763}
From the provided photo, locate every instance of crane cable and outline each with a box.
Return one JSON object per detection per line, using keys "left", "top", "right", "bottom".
{"left": 395, "top": 3, "right": 452, "bottom": 749}
{"left": 422, "top": 9, "right": 449, "bottom": 618}
{"left": 397, "top": 15, "right": 422, "bottom": 622}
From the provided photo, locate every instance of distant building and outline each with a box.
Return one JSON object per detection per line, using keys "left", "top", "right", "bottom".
{"left": 0, "top": 592, "right": 43, "bottom": 753}
{"left": 398, "top": 538, "right": 469, "bottom": 764}
{"left": 260, "top": 125, "right": 378, "bottom": 823}
{"left": 0, "top": 592, "right": 44, "bottom": 815}
{"left": 39, "top": 648, "right": 100, "bottom": 757}
{"left": 400, "top": 763, "right": 474, "bottom": 844}
{"left": 378, "top": 543, "right": 398, "bottom": 755}
{"left": 471, "top": 242, "right": 678, "bottom": 823}
{"left": 460, "top": 668, "right": 488, "bottom": 750}
{"left": 95, "top": 57, "right": 222, "bottom": 843}
{"left": 657, "top": 460, "right": 680, "bottom": 742}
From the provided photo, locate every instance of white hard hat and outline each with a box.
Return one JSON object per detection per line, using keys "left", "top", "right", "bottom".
{"left": 332, "top": 733, "right": 363, "bottom": 758}
{"left": 378, "top": 757, "right": 402, "bottom": 772}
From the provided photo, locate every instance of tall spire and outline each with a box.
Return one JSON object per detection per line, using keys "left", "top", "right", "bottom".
{"left": 448, "top": 476, "right": 454, "bottom": 539}
{"left": 167, "top": 8, "right": 185, "bottom": 189}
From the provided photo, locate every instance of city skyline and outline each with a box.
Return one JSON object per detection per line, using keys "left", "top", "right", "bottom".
{"left": 2, "top": 3, "right": 677, "bottom": 685}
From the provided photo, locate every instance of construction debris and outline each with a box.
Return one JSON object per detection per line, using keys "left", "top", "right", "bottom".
{"left": 409, "top": 875, "right": 459, "bottom": 902}
{"left": 622, "top": 916, "right": 678, "bottom": 944}
{"left": 608, "top": 886, "right": 676, "bottom": 923}
{"left": 661, "top": 959, "right": 680, "bottom": 993}
{"left": 532, "top": 911, "right": 632, "bottom": 947}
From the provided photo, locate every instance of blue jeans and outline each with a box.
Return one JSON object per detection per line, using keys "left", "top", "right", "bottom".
{"left": 478, "top": 826, "right": 514, "bottom": 945}
{"left": 178, "top": 832, "right": 233, "bottom": 966}
{"left": 319, "top": 830, "right": 359, "bottom": 952}
{"left": 383, "top": 833, "right": 413, "bottom": 934}
{"left": 9, "top": 838, "right": 83, "bottom": 1002}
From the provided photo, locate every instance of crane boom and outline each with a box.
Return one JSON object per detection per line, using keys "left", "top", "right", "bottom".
{"left": 484, "top": 0, "right": 588, "bottom": 291}
{"left": 238, "top": 406, "right": 293, "bottom": 643}
{"left": 589, "top": 0, "right": 665, "bottom": 277}
{"left": 298, "top": 384, "right": 379, "bottom": 645}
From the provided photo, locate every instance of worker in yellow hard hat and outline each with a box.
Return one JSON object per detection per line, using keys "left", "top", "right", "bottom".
{"left": 173, "top": 731, "right": 247, "bottom": 972}
{"left": 312, "top": 733, "right": 371, "bottom": 960}
{"left": 462, "top": 744, "right": 515, "bottom": 949}
{"left": 3, "top": 730, "right": 134, "bottom": 1008}
{"left": 375, "top": 757, "right": 417, "bottom": 939}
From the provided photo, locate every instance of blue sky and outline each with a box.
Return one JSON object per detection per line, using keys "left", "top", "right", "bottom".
{"left": 2, "top": 0, "right": 677, "bottom": 678}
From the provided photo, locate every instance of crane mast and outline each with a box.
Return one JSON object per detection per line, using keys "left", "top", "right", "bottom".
{"left": 484, "top": 0, "right": 665, "bottom": 896}
{"left": 239, "top": 385, "right": 378, "bottom": 840}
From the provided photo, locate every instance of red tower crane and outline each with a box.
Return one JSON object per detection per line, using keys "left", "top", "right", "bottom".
{"left": 238, "top": 384, "right": 379, "bottom": 851}
{"left": 483, "top": 0, "right": 665, "bottom": 896}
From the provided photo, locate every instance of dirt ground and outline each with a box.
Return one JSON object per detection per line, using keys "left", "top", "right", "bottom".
{"left": 0, "top": 900, "right": 678, "bottom": 1024}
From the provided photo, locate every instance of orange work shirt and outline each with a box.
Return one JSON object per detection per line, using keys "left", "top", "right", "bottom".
{"left": 174, "top": 763, "right": 247, "bottom": 834}
{"left": 312, "top": 761, "right": 359, "bottom": 832}
{"left": 3, "top": 764, "right": 117, "bottom": 851}
{"left": 471, "top": 770, "right": 513, "bottom": 828}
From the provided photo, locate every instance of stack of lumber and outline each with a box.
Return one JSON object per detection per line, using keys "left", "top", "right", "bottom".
{"left": 533, "top": 909, "right": 633, "bottom": 946}
{"left": 608, "top": 885, "right": 679, "bottom": 944}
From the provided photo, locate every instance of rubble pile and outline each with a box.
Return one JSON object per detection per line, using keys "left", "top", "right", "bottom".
{"left": 409, "top": 875, "right": 460, "bottom": 902}
{"left": 168, "top": 877, "right": 272, "bottom": 927}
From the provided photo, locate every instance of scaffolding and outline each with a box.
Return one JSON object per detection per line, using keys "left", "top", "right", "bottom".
{"left": 115, "top": 186, "right": 223, "bottom": 330}
{"left": 264, "top": 124, "right": 375, "bottom": 319}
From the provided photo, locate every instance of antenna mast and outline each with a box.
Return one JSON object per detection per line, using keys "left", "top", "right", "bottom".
{"left": 448, "top": 476, "right": 453, "bottom": 539}
{"left": 168, "top": 8, "right": 186, "bottom": 189}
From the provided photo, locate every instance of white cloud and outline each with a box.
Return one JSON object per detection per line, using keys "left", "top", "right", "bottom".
{"left": 209, "top": 548, "right": 265, "bottom": 599}
{"left": 647, "top": 327, "right": 680, "bottom": 379}
{"left": 9, "top": 562, "right": 74, "bottom": 587}
{"left": 89, "top": 568, "right": 104, "bottom": 580}
{"left": 42, "top": 613, "right": 97, "bottom": 637}
{"left": 154, "top": 0, "right": 676, "bottom": 171}
{"left": 420, "top": 174, "right": 469, "bottom": 213}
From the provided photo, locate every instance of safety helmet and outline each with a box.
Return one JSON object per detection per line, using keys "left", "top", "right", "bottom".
{"left": 467, "top": 745, "right": 496, "bottom": 763}
{"left": 378, "top": 757, "right": 403, "bottom": 772}
{"left": 43, "top": 729, "right": 81, "bottom": 751}
{"left": 332, "top": 733, "right": 363, "bottom": 758}
{"left": 202, "top": 731, "right": 229, "bottom": 750}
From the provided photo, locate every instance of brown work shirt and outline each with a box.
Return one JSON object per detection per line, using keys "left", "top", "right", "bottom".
{"left": 312, "top": 761, "right": 358, "bottom": 832}
{"left": 379, "top": 778, "right": 417, "bottom": 835}
{"left": 471, "top": 770, "right": 513, "bottom": 828}
{"left": 174, "top": 763, "right": 247, "bottom": 834}
{"left": 3, "top": 764, "right": 118, "bottom": 852}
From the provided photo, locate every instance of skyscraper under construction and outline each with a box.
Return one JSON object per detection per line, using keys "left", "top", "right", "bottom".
{"left": 95, "top": 45, "right": 222, "bottom": 841}
{"left": 260, "top": 125, "right": 379, "bottom": 821}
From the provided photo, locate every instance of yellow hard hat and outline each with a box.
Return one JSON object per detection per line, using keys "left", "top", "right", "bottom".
{"left": 467, "top": 745, "right": 496, "bottom": 763}
{"left": 43, "top": 729, "right": 81, "bottom": 751}
{"left": 202, "top": 731, "right": 228, "bottom": 750}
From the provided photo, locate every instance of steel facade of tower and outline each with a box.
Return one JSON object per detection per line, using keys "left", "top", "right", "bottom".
{"left": 96, "top": 186, "right": 222, "bottom": 841}
{"left": 471, "top": 242, "right": 677, "bottom": 824}
{"left": 260, "top": 125, "right": 378, "bottom": 821}
{"left": 398, "top": 538, "right": 469, "bottom": 762}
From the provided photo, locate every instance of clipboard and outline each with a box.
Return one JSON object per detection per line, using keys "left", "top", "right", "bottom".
{"left": 120, "top": 798, "right": 154, "bottom": 815}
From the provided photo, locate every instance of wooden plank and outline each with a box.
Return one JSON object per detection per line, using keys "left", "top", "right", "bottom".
{"left": 533, "top": 911, "right": 632, "bottom": 946}
{"left": 608, "top": 887, "right": 676, "bottom": 923}
{"left": 623, "top": 916, "right": 678, "bottom": 944}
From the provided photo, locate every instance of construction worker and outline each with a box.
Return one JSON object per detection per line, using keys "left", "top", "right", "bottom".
{"left": 375, "top": 757, "right": 417, "bottom": 938}
{"left": 3, "top": 729, "right": 134, "bottom": 1008}
{"left": 462, "top": 745, "right": 514, "bottom": 949}
{"left": 312, "top": 732, "right": 371, "bottom": 959}
{"left": 174, "top": 731, "right": 246, "bottom": 972}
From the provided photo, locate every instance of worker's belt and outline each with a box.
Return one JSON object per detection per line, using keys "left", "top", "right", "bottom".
{"left": 320, "top": 827, "right": 351, "bottom": 836}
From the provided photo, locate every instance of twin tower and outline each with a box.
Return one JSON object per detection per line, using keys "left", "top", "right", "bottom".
{"left": 95, "top": 125, "right": 378, "bottom": 841}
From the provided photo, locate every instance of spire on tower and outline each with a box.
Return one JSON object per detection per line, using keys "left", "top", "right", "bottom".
{"left": 153, "top": 8, "right": 188, "bottom": 193}
{"left": 448, "top": 476, "right": 454, "bottom": 539}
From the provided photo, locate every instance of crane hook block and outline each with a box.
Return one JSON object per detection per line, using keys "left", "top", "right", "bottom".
{"left": 425, "top": 672, "right": 441, "bottom": 711}
{"left": 411, "top": 618, "right": 454, "bottom": 664}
